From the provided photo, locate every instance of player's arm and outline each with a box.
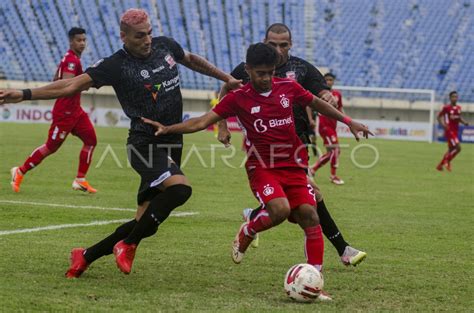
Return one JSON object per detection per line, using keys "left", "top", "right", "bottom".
{"left": 142, "top": 111, "right": 223, "bottom": 136}
{"left": 216, "top": 62, "right": 247, "bottom": 146}
{"left": 306, "top": 106, "right": 316, "bottom": 129}
{"left": 437, "top": 109, "right": 448, "bottom": 129}
{"left": 460, "top": 116, "right": 469, "bottom": 126}
{"left": 179, "top": 52, "right": 242, "bottom": 90}
{"left": 308, "top": 95, "right": 373, "bottom": 140}
{"left": 0, "top": 74, "right": 93, "bottom": 105}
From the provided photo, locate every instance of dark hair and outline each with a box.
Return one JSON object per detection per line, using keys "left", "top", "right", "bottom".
{"left": 449, "top": 91, "right": 457, "bottom": 97}
{"left": 324, "top": 72, "right": 336, "bottom": 79}
{"left": 246, "top": 43, "right": 279, "bottom": 67}
{"left": 68, "top": 27, "right": 86, "bottom": 40}
{"left": 265, "top": 23, "right": 292, "bottom": 41}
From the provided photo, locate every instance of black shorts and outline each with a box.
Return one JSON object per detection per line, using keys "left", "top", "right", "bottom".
{"left": 127, "top": 144, "right": 184, "bottom": 205}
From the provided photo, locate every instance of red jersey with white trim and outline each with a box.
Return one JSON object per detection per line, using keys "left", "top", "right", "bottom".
{"left": 213, "top": 77, "right": 314, "bottom": 170}
{"left": 438, "top": 104, "right": 462, "bottom": 135}
{"left": 52, "top": 49, "right": 83, "bottom": 118}
{"left": 318, "top": 89, "right": 343, "bottom": 131}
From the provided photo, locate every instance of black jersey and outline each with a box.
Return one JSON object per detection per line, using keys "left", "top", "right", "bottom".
{"left": 86, "top": 36, "right": 185, "bottom": 145}
{"left": 230, "top": 55, "right": 329, "bottom": 136}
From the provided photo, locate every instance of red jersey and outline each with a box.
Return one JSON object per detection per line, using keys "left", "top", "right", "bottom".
{"left": 438, "top": 104, "right": 462, "bottom": 135}
{"left": 318, "top": 89, "right": 343, "bottom": 131}
{"left": 213, "top": 77, "right": 314, "bottom": 170}
{"left": 52, "top": 49, "right": 83, "bottom": 118}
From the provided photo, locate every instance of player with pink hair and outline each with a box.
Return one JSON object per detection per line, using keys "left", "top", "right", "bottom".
{"left": 0, "top": 8, "right": 242, "bottom": 278}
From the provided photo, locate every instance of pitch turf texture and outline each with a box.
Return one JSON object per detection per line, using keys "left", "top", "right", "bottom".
{"left": 0, "top": 123, "right": 472, "bottom": 312}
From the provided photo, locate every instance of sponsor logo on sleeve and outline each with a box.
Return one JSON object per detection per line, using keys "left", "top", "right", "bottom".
{"left": 251, "top": 106, "right": 261, "bottom": 114}
{"left": 67, "top": 62, "right": 76, "bottom": 71}
{"left": 140, "top": 69, "right": 150, "bottom": 79}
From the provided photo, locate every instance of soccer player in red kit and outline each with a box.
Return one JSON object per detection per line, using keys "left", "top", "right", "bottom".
{"left": 142, "top": 43, "right": 372, "bottom": 300}
{"left": 436, "top": 91, "right": 469, "bottom": 171}
{"left": 310, "top": 73, "right": 345, "bottom": 185}
{"left": 10, "top": 27, "right": 97, "bottom": 193}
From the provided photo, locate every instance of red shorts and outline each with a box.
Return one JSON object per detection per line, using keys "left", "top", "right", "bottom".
{"left": 46, "top": 110, "right": 96, "bottom": 149}
{"left": 445, "top": 131, "right": 459, "bottom": 149}
{"left": 319, "top": 127, "right": 339, "bottom": 146}
{"left": 247, "top": 167, "right": 316, "bottom": 210}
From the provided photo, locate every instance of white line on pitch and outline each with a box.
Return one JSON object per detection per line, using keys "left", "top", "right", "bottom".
{"left": 0, "top": 200, "right": 135, "bottom": 212}
{"left": 0, "top": 219, "right": 130, "bottom": 236}
{"left": 0, "top": 200, "right": 199, "bottom": 217}
{"left": 0, "top": 212, "right": 198, "bottom": 236}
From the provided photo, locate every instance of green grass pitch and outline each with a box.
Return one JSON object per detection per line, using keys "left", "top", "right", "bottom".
{"left": 0, "top": 123, "right": 472, "bottom": 312}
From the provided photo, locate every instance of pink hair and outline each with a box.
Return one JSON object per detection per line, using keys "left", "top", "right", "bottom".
{"left": 120, "top": 8, "right": 149, "bottom": 28}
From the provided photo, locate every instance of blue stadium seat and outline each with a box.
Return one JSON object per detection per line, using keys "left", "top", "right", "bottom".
{"left": 0, "top": 0, "right": 472, "bottom": 101}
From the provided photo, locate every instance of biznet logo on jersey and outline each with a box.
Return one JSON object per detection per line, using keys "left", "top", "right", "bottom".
{"left": 254, "top": 116, "right": 293, "bottom": 133}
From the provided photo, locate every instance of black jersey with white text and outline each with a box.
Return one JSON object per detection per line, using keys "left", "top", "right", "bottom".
{"left": 230, "top": 55, "right": 329, "bottom": 136}
{"left": 86, "top": 37, "right": 185, "bottom": 146}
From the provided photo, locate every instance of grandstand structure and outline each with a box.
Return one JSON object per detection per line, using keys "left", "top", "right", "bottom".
{"left": 0, "top": 0, "right": 472, "bottom": 102}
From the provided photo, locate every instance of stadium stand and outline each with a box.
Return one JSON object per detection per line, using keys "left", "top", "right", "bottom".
{"left": 0, "top": 0, "right": 472, "bottom": 101}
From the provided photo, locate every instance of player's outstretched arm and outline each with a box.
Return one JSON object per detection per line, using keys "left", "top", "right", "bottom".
{"left": 179, "top": 52, "right": 242, "bottom": 89}
{"left": 309, "top": 95, "right": 373, "bottom": 141}
{"left": 142, "top": 111, "right": 223, "bottom": 136}
{"left": 0, "top": 74, "right": 94, "bottom": 105}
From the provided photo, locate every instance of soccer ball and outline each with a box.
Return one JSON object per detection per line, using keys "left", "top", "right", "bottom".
{"left": 284, "top": 263, "right": 324, "bottom": 302}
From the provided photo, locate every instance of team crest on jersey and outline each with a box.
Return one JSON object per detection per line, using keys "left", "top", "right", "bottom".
{"left": 263, "top": 184, "right": 274, "bottom": 196}
{"left": 67, "top": 62, "right": 75, "bottom": 71}
{"left": 165, "top": 54, "right": 176, "bottom": 68}
{"left": 280, "top": 94, "right": 290, "bottom": 108}
{"left": 144, "top": 83, "right": 162, "bottom": 102}
{"left": 285, "top": 71, "right": 296, "bottom": 80}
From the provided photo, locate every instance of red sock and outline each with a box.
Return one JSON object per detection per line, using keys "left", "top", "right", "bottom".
{"left": 304, "top": 225, "right": 324, "bottom": 270}
{"left": 77, "top": 145, "right": 95, "bottom": 178}
{"left": 246, "top": 209, "right": 273, "bottom": 236}
{"left": 19, "top": 144, "right": 52, "bottom": 174}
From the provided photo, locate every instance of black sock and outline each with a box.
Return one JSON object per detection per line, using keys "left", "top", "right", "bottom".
{"left": 317, "top": 199, "right": 349, "bottom": 256}
{"left": 249, "top": 205, "right": 263, "bottom": 220}
{"left": 124, "top": 184, "right": 192, "bottom": 245}
{"left": 83, "top": 219, "right": 137, "bottom": 263}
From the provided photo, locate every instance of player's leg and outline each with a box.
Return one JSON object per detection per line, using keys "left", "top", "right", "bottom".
{"left": 232, "top": 169, "right": 290, "bottom": 264}
{"left": 113, "top": 145, "right": 191, "bottom": 274}
{"left": 329, "top": 143, "right": 344, "bottom": 185}
{"left": 233, "top": 197, "right": 290, "bottom": 264}
{"left": 11, "top": 121, "right": 70, "bottom": 192}
{"left": 310, "top": 131, "right": 333, "bottom": 175}
{"left": 65, "top": 200, "right": 152, "bottom": 278}
{"left": 71, "top": 112, "right": 98, "bottom": 193}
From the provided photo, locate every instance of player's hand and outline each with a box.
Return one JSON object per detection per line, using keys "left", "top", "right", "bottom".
{"left": 309, "top": 120, "right": 317, "bottom": 129}
{"left": 320, "top": 91, "right": 337, "bottom": 108}
{"left": 0, "top": 89, "right": 24, "bottom": 105}
{"left": 225, "top": 77, "right": 243, "bottom": 91}
{"left": 141, "top": 117, "right": 168, "bottom": 136}
{"left": 218, "top": 128, "right": 232, "bottom": 147}
{"left": 348, "top": 120, "right": 374, "bottom": 141}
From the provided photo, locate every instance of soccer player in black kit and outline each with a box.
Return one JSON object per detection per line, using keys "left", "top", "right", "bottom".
{"left": 218, "top": 23, "right": 367, "bottom": 266}
{"left": 0, "top": 8, "right": 242, "bottom": 277}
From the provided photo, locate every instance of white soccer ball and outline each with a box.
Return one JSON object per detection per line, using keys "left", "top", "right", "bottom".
{"left": 284, "top": 263, "right": 324, "bottom": 302}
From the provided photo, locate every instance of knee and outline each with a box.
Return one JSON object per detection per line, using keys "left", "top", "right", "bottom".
{"left": 268, "top": 202, "right": 291, "bottom": 223}
{"left": 45, "top": 142, "right": 60, "bottom": 153}
{"left": 83, "top": 135, "right": 97, "bottom": 147}
{"left": 166, "top": 184, "right": 192, "bottom": 206}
